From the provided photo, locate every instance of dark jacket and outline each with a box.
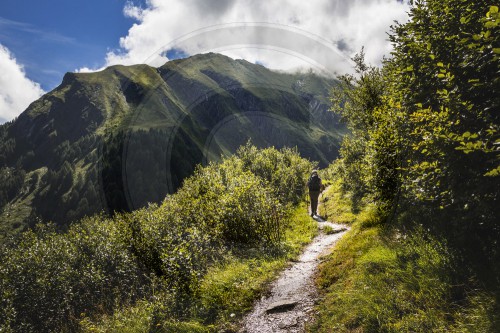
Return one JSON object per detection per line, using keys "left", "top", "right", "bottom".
{"left": 307, "top": 175, "right": 322, "bottom": 192}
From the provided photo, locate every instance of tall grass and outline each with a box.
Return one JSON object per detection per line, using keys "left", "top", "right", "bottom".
{"left": 310, "top": 182, "right": 499, "bottom": 333}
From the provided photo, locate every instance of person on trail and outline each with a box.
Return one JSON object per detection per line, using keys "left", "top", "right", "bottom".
{"left": 307, "top": 170, "right": 323, "bottom": 217}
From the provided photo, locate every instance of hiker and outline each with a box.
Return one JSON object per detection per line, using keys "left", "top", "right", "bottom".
{"left": 307, "top": 170, "right": 323, "bottom": 217}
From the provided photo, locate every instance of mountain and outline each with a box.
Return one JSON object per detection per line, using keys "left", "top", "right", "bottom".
{"left": 0, "top": 53, "right": 346, "bottom": 239}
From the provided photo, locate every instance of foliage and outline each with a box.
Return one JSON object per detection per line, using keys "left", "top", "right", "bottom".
{"left": 389, "top": 1, "right": 499, "bottom": 208}
{"left": 330, "top": 49, "right": 404, "bottom": 207}
{"left": 0, "top": 144, "right": 314, "bottom": 332}
{"left": 311, "top": 184, "right": 499, "bottom": 333}
{"left": 330, "top": 0, "right": 499, "bottom": 274}
{"left": 235, "top": 142, "right": 315, "bottom": 205}
{"left": 319, "top": 0, "right": 500, "bottom": 331}
{"left": 0, "top": 219, "right": 148, "bottom": 333}
{"left": 179, "top": 158, "right": 288, "bottom": 245}
{"left": 196, "top": 204, "right": 316, "bottom": 327}
{"left": 79, "top": 205, "right": 316, "bottom": 332}
{"left": 0, "top": 168, "right": 25, "bottom": 210}
{"left": 384, "top": 1, "right": 500, "bottom": 276}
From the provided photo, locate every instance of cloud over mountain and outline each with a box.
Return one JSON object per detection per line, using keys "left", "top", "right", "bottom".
{"left": 98, "top": 0, "right": 410, "bottom": 73}
{"left": 0, "top": 44, "right": 44, "bottom": 122}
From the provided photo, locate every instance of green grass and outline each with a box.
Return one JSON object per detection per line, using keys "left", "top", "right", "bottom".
{"left": 317, "top": 180, "right": 363, "bottom": 225}
{"left": 193, "top": 203, "right": 317, "bottom": 331}
{"left": 80, "top": 203, "right": 317, "bottom": 332}
{"left": 80, "top": 300, "right": 212, "bottom": 333}
{"left": 309, "top": 184, "right": 499, "bottom": 333}
{"left": 79, "top": 301, "right": 153, "bottom": 333}
{"left": 198, "top": 258, "right": 286, "bottom": 331}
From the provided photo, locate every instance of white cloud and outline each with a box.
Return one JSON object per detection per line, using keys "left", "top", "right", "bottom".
{"left": 81, "top": 0, "right": 410, "bottom": 75}
{"left": 0, "top": 44, "right": 45, "bottom": 123}
{"left": 123, "top": 1, "right": 146, "bottom": 21}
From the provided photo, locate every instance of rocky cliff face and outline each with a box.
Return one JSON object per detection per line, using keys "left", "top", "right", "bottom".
{"left": 0, "top": 53, "right": 346, "bottom": 239}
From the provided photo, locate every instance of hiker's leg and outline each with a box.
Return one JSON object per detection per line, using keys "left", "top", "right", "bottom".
{"left": 308, "top": 191, "right": 314, "bottom": 215}
{"left": 312, "top": 193, "right": 318, "bottom": 214}
{"left": 309, "top": 190, "right": 319, "bottom": 215}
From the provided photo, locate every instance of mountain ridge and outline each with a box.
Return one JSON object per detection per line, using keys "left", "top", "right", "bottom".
{"left": 0, "top": 52, "right": 346, "bottom": 239}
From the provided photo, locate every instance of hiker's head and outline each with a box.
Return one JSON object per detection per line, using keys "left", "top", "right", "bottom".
{"left": 311, "top": 170, "right": 318, "bottom": 176}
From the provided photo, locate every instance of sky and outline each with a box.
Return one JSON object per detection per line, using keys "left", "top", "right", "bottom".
{"left": 0, "top": 0, "right": 410, "bottom": 124}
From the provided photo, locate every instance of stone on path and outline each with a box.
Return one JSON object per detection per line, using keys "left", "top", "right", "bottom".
{"left": 239, "top": 218, "right": 349, "bottom": 333}
{"left": 265, "top": 299, "right": 298, "bottom": 314}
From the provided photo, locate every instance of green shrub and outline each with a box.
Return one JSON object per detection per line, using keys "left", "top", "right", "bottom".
{"left": 81, "top": 205, "right": 317, "bottom": 332}
{"left": 180, "top": 159, "right": 289, "bottom": 245}
{"left": 0, "top": 219, "right": 147, "bottom": 333}
{"left": 0, "top": 144, "right": 314, "bottom": 332}
{"left": 236, "top": 142, "right": 313, "bottom": 205}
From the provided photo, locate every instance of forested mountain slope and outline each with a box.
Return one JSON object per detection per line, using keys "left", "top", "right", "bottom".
{"left": 0, "top": 53, "right": 346, "bottom": 238}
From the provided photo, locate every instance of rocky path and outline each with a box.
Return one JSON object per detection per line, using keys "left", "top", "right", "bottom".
{"left": 239, "top": 215, "right": 349, "bottom": 333}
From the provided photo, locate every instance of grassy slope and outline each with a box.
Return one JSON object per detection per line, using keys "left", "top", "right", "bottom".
{"left": 0, "top": 167, "right": 48, "bottom": 238}
{"left": 0, "top": 53, "right": 346, "bottom": 239}
{"left": 80, "top": 204, "right": 317, "bottom": 332}
{"left": 309, "top": 182, "right": 499, "bottom": 333}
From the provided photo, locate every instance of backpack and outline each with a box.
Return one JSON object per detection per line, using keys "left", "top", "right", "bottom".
{"left": 308, "top": 175, "right": 321, "bottom": 191}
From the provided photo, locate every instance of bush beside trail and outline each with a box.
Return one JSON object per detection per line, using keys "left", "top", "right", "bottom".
{"left": 311, "top": 0, "right": 500, "bottom": 330}
{"left": 311, "top": 182, "right": 500, "bottom": 333}
{"left": 0, "top": 144, "right": 314, "bottom": 332}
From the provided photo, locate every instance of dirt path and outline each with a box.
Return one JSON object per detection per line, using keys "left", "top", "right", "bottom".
{"left": 239, "top": 215, "right": 349, "bottom": 333}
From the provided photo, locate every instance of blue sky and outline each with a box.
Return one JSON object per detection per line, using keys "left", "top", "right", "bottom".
{"left": 0, "top": 0, "right": 409, "bottom": 123}
{"left": 0, "top": 0, "right": 142, "bottom": 90}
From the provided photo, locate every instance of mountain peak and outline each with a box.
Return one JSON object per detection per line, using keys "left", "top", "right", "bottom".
{"left": 0, "top": 52, "right": 345, "bottom": 237}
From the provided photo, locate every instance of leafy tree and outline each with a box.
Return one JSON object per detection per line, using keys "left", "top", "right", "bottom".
{"left": 389, "top": 1, "right": 499, "bottom": 208}
{"left": 386, "top": 1, "right": 500, "bottom": 267}
{"left": 331, "top": 0, "right": 500, "bottom": 285}
{"left": 330, "top": 49, "right": 404, "bottom": 207}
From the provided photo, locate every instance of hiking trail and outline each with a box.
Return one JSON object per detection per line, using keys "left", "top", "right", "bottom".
{"left": 239, "top": 207, "right": 349, "bottom": 332}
